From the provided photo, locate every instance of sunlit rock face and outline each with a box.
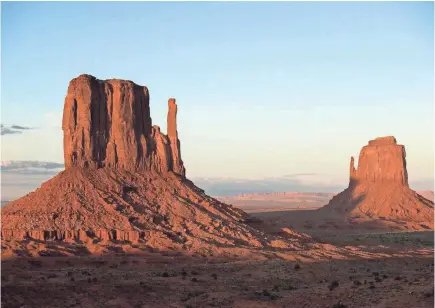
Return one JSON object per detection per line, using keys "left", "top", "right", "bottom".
{"left": 62, "top": 74, "right": 185, "bottom": 176}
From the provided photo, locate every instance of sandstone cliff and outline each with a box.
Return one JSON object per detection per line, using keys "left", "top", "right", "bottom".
{"left": 62, "top": 74, "right": 185, "bottom": 176}
{"left": 349, "top": 136, "right": 408, "bottom": 186}
{"left": 323, "top": 136, "right": 433, "bottom": 225}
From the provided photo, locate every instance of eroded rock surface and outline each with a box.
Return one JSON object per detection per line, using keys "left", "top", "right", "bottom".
{"left": 2, "top": 74, "right": 309, "bottom": 256}
{"left": 349, "top": 136, "right": 408, "bottom": 186}
{"left": 323, "top": 136, "right": 433, "bottom": 225}
{"left": 62, "top": 75, "right": 185, "bottom": 175}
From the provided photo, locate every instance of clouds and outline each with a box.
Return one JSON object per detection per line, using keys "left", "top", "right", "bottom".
{"left": 1, "top": 160, "right": 433, "bottom": 202}
{"left": 1, "top": 161, "right": 65, "bottom": 201}
{"left": 1, "top": 122, "right": 64, "bottom": 162}
{"left": 1, "top": 124, "right": 35, "bottom": 135}
{"left": 1, "top": 160, "right": 64, "bottom": 175}
{"left": 0, "top": 163, "right": 343, "bottom": 201}
{"left": 11, "top": 125, "right": 32, "bottom": 130}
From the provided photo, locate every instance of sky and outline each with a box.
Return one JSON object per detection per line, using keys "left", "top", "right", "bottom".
{"left": 1, "top": 2, "right": 434, "bottom": 199}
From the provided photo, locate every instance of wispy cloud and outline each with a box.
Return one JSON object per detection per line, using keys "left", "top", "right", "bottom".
{"left": 1, "top": 161, "right": 65, "bottom": 201}
{"left": 1, "top": 161, "right": 64, "bottom": 175}
{"left": 1, "top": 124, "right": 36, "bottom": 135}
{"left": 1, "top": 161, "right": 433, "bottom": 201}
{"left": 10, "top": 125, "right": 32, "bottom": 130}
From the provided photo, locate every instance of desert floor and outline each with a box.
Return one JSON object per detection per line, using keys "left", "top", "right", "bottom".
{"left": 217, "top": 191, "right": 434, "bottom": 214}
{"left": 2, "top": 231, "right": 434, "bottom": 308}
{"left": 219, "top": 192, "right": 434, "bottom": 234}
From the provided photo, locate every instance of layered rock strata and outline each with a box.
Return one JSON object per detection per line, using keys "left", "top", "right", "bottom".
{"left": 62, "top": 74, "right": 185, "bottom": 176}
{"left": 323, "top": 136, "right": 433, "bottom": 223}
{"left": 349, "top": 136, "right": 407, "bottom": 186}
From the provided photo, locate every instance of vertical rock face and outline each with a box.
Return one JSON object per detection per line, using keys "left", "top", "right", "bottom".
{"left": 62, "top": 74, "right": 185, "bottom": 176}
{"left": 323, "top": 136, "right": 433, "bottom": 225}
{"left": 167, "top": 98, "right": 185, "bottom": 177}
{"left": 349, "top": 136, "right": 408, "bottom": 186}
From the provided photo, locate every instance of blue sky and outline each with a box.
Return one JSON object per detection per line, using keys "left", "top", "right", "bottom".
{"left": 1, "top": 2, "right": 434, "bottom": 198}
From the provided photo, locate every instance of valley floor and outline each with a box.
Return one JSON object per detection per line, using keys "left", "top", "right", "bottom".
{"left": 2, "top": 231, "right": 434, "bottom": 308}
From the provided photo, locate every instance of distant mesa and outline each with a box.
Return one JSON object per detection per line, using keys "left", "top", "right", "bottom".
{"left": 322, "top": 136, "right": 434, "bottom": 226}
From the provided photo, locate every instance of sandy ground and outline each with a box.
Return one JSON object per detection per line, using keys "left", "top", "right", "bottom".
{"left": 250, "top": 208, "right": 434, "bottom": 235}
{"left": 220, "top": 190, "right": 434, "bottom": 234}
{"left": 217, "top": 192, "right": 334, "bottom": 213}
{"left": 2, "top": 231, "right": 434, "bottom": 308}
{"left": 217, "top": 191, "right": 434, "bottom": 214}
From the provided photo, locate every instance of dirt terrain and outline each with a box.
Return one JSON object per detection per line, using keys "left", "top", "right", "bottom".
{"left": 2, "top": 231, "right": 433, "bottom": 308}
{"left": 217, "top": 192, "right": 336, "bottom": 213}
{"left": 217, "top": 191, "right": 433, "bottom": 213}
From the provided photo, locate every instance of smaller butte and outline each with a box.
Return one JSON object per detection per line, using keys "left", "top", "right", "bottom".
{"left": 322, "top": 136, "right": 433, "bottom": 226}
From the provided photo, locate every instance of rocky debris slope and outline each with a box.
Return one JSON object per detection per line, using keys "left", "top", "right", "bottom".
{"left": 322, "top": 136, "right": 434, "bottom": 224}
{"left": 2, "top": 168, "right": 271, "bottom": 250}
{"left": 2, "top": 74, "right": 308, "bottom": 256}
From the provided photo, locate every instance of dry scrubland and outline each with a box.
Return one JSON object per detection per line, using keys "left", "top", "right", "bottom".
{"left": 2, "top": 231, "right": 433, "bottom": 308}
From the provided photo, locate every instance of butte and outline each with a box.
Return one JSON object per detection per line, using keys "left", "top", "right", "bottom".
{"left": 261, "top": 137, "right": 434, "bottom": 233}
{"left": 319, "top": 136, "right": 434, "bottom": 230}
{"left": 1, "top": 74, "right": 307, "bottom": 257}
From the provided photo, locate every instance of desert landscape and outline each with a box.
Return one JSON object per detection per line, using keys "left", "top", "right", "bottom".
{"left": 2, "top": 2, "right": 434, "bottom": 308}
{"left": 1, "top": 74, "right": 434, "bottom": 308}
{"left": 218, "top": 191, "right": 434, "bottom": 214}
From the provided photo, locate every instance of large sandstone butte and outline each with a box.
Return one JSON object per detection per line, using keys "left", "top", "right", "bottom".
{"left": 2, "top": 74, "right": 303, "bottom": 256}
{"left": 62, "top": 75, "right": 185, "bottom": 175}
{"left": 322, "top": 136, "right": 433, "bottom": 226}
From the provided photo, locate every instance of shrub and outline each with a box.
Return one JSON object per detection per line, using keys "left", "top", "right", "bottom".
{"left": 328, "top": 281, "right": 339, "bottom": 291}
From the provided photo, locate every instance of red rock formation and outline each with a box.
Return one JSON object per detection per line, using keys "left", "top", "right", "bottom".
{"left": 3, "top": 74, "right": 303, "bottom": 256}
{"left": 167, "top": 98, "right": 185, "bottom": 176}
{"left": 62, "top": 74, "right": 185, "bottom": 176}
{"left": 349, "top": 136, "right": 408, "bottom": 186}
{"left": 323, "top": 136, "right": 433, "bottom": 226}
